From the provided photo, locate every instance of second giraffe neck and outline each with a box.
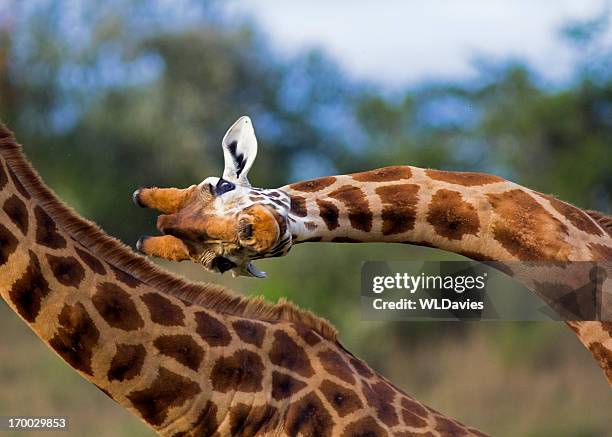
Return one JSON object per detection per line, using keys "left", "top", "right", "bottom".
{"left": 283, "top": 165, "right": 611, "bottom": 263}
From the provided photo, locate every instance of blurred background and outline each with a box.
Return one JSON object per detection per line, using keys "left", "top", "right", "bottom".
{"left": 1, "top": 1, "right": 611, "bottom": 435}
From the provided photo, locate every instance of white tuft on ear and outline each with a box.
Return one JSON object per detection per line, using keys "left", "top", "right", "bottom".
{"left": 221, "top": 116, "right": 258, "bottom": 186}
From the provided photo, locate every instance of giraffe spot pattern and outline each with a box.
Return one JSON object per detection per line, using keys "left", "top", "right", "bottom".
{"left": 341, "top": 415, "right": 389, "bottom": 437}
{"left": 349, "top": 356, "right": 374, "bottom": 378}
{"left": 107, "top": 343, "right": 146, "bottom": 382}
{"left": 487, "top": 189, "right": 571, "bottom": 261}
{"left": 232, "top": 319, "right": 266, "bottom": 347}
{"left": 210, "top": 349, "right": 265, "bottom": 393}
{"left": 351, "top": 166, "right": 413, "bottom": 182}
{"left": 316, "top": 198, "right": 340, "bottom": 231}
{"left": 0, "top": 223, "right": 18, "bottom": 266}
{"left": 538, "top": 193, "right": 604, "bottom": 236}
{"left": 319, "top": 379, "right": 364, "bottom": 418}
{"left": 8, "top": 251, "right": 49, "bottom": 322}
{"left": 588, "top": 243, "right": 612, "bottom": 261}
{"left": 401, "top": 409, "right": 428, "bottom": 428}
{"left": 127, "top": 367, "right": 201, "bottom": 426}
{"left": 329, "top": 185, "right": 373, "bottom": 232}
{"left": 229, "top": 403, "right": 279, "bottom": 436}
{"left": 7, "top": 167, "right": 31, "bottom": 199}
{"left": 49, "top": 302, "right": 100, "bottom": 376}
{"left": 289, "top": 195, "right": 308, "bottom": 217}
{"left": 293, "top": 324, "right": 322, "bottom": 346}
{"left": 0, "top": 160, "right": 7, "bottom": 190}
{"left": 195, "top": 311, "right": 232, "bottom": 346}
{"left": 376, "top": 184, "right": 419, "bottom": 235}
{"left": 426, "top": 189, "right": 480, "bottom": 240}
{"left": 589, "top": 342, "right": 612, "bottom": 381}
{"left": 46, "top": 254, "right": 85, "bottom": 288}
{"left": 177, "top": 401, "right": 219, "bottom": 437}
{"left": 142, "top": 293, "right": 185, "bottom": 327}
{"left": 400, "top": 397, "right": 428, "bottom": 418}
{"left": 435, "top": 416, "right": 469, "bottom": 436}
{"left": 285, "top": 391, "right": 334, "bottom": 437}
{"left": 34, "top": 206, "right": 66, "bottom": 249}
{"left": 269, "top": 330, "right": 314, "bottom": 378}
{"left": 109, "top": 264, "right": 141, "bottom": 288}
{"left": 271, "top": 371, "right": 307, "bottom": 400}
{"left": 154, "top": 334, "right": 204, "bottom": 372}
{"left": 426, "top": 169, "right": 504, "bottom": 186}
{"left": 75, "top": 246, "right": 106, "bottom": 275}
{"left": 290, "top": 176, "right": 337, "bottom": 193}
{"left": 363, "top": 381, "right": 399, "bottom": 427}
{"left": 93, "top": 282, "right": 144, "bottom": 331}
{"left": 318, "top": 349, "right": 356, "bottom": 384}
{"left": 3, "top": 195, "right": 28, "bottom": 235}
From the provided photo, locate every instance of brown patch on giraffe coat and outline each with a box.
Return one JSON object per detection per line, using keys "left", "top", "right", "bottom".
{"left": 400, "top": 397, "right": 428, "bottom": 418}
{"left": 0, "top": 160, "right": 7, "bottom": 190}
{"left": 426, "top": 169, "right": 504, "bottom": 186}
{"left": 349, "top": 356, "right": 374, "bottom": 378}
{"left": 289, "top": 195, "right": 308, "bottom": 217}
{"left": 435, "top": 416, "right": 469, "bottom": 436}
{"left": 317, "top": 198, "right": 340, "bottom": 231}
{"left": 341, "top": 416, "right": 389, "bottom": 437}
{"left": 109, "top": 264, "right": 141, "bottom": 288}
{"left": 427, "top": 189, "right": 480, "bottom": 240}
{"left": 127, "top": 367, "right": 201, "bottom": 426}
{"left": 486, "top": 189, "right": 571, "bottom": 261}
{"left": 0, "top": 223, "right": 18, "bottom": 266}
{"left": 229, "top": 403, "right": 279, "bottom": 436}
{"left": 107, "top": 343, "right": 146, "bottom": 382}
{"left": 363, "top": 381, "right": 399, "bottom": 427}
{"left": 93, "top": 282, "right": 144, "bottom": 331}
{"left": 141, "top": 293, "right": 185, "bottom": 327}
{"left": 318, "top": 349, "right": 356, "bottom": 384}
{"left": 75, "top": 246, "right": 106, "bottom": 276}
{"left": 290, "top": 176, "right": 337, "bottom": 193}
{"left": 49, "top": 302, "right": 100, "bottom": 376}
{"left": 271, "top": 371, "right": 307, "bottom": 400}
{"left": 210, "top": 349, "right": 265, "bottom": 393}
{"left": 588, "top": 243, "right": 612, "bottom": 261}
{"left": 9, "top": 251, "right": 49, "bottom": 322}
{"left": 332, "top": 236, "right": 363, "bottom": 243}
{"left": 195, "top": 311, "right": 232, "bottom": 347}
{"left": 232, "top": 319, "right": 266, "bottom": 348}
{"left": 154, "top": 334, "right": 204, "bottom": 372}
{"left": 589, "top": 342, "right": 612, "bottom": 381}
{"left": 46, "top": 254, "right": 85, "bottom": 288}
{"left": 179, "top": 401, "right": 219, "bottom": 437}
{"left": 329, "top": 185, "right": 373, "bottom": 232}
{"left": 3, "top": 195, "right": 28, "bottom": 235}
{"left": 285, "top": 391, "right": 334, "bottom": 437}
{"left": 401, "top": 409, "right": 428, "bottom": 428}
{"left": 34, "top": 205, "right": 66, "bottom": 249}
{"left": 293, "top": 324, "right": 322, "bottom": 346}
{"left": 8, "top": 167, "right": 31, "bottom": 199}
{"left": 351, "top": 166, "right": 412, "bottom": 182}
{"left": 320, "top": 379, "right": 363, "bottom": 418}
{"left": 269, "top": 330, "right": 314, "bottom": 378}
{"left": 601, "top": 321, "right": 612, "bottom": 337}
{"left": 537, "top": 193, "right": 604, "bottom": 236}
{"left": 376, "top": 183, "right": 419, "bottom": 235}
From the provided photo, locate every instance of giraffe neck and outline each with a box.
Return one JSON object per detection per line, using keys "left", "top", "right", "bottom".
{"left": 0, "top": 130, "right": 488, "bottom": 436}
{"left": 282, "top": 166, "right": 612, "bottom": 383}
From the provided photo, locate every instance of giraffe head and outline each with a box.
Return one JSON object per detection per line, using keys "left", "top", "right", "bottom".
{"left": 133, "top": 116, "right": 293, "bottom": 278}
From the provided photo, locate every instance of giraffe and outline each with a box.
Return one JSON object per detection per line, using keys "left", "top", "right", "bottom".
{"left": 0, "top": 125, "right": 490, "bottom": 436}
{"left": 133, "top": 116, "right": 612, "bottom": 384}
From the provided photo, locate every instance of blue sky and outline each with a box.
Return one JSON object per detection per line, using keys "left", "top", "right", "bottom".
{"left": 223, "top": 0, "right": 610, "bottom": 87}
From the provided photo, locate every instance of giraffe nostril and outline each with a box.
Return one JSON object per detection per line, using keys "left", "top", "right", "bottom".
{"left": 211, "top": 256, "right": 237, "bottom": 273}
{"left": 132, "top": 188, "right": 146, "bottom": 208}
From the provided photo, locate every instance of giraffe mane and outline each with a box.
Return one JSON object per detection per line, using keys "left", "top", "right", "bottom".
{"left": 0, "top": 123, "right": 338, "bottom": 341}
{"left": 586, "top": 210, "right": 612, "bottom": 237}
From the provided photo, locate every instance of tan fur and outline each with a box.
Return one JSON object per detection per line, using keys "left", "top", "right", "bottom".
{"left": 140, "top": 235, "right": 191, "bottom": 261}
{"left": 137, "top": 186, "right": 197, "bottom": 214}
{"left": 240, "top": 204, "right": 281, "bottom": 253}
{"left": 586, "top": 210, "right": 612, "bottom": 236}
{"left": 0, "top": 123, "right": 338, "bottom": 341}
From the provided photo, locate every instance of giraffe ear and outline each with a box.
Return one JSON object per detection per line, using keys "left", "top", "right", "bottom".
{"left": 221, "top": 116, "right": 257, "bottom": 186}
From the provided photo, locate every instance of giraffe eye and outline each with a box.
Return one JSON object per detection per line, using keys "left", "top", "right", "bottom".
{"left": 215, "top": 178, "right": 235, "bottom": 195}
